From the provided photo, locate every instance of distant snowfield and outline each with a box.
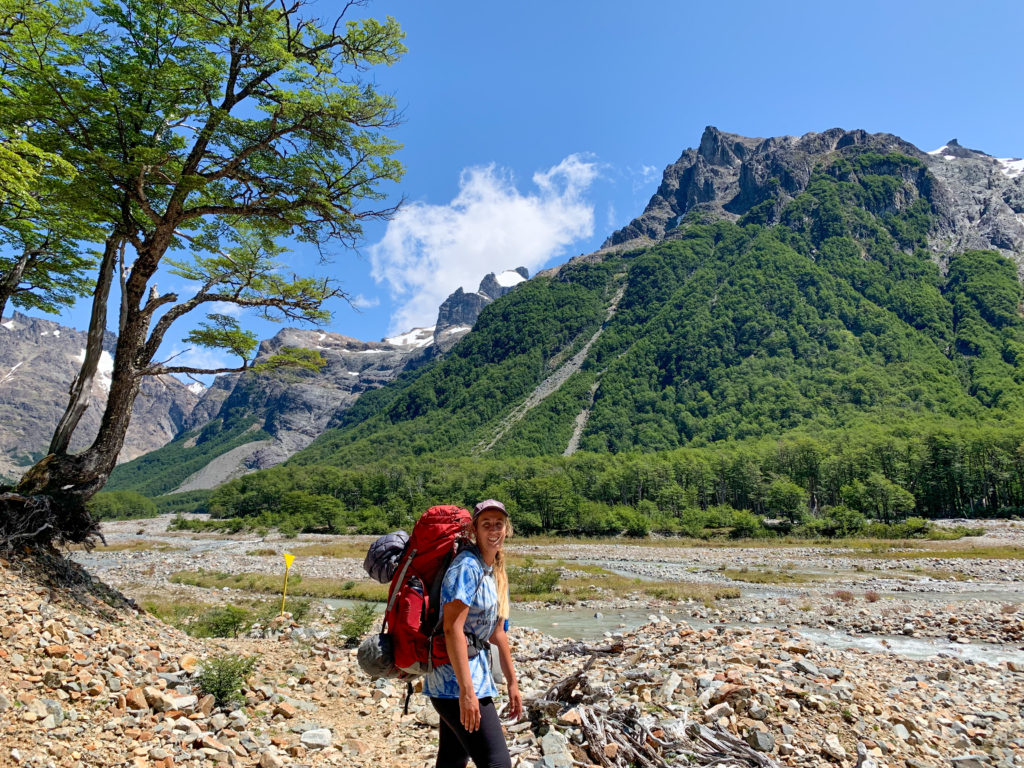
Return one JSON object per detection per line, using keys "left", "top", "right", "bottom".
{"left": 998, "top": 158, "right": 1024, "bottom": 178}
{"left": 0, "top": 361, "right": 23, "bottom": 386}
{"left": 384, "top": 327, "right": 435, "bottom": 348}
{"left": 928, "top": 145, "right": 1024, "bottom": 177}
{"left": 495, "top": 269, "right": 526, "bottom": 288}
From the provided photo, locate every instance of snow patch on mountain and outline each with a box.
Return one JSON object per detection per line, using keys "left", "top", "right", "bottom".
{"left": 495, "top": 270, "right": 526, "bottom": 288}
{"left": 0, "top": 361, "right": 23, "bottom": 386}
{"left": 997, "top": 158, "right": 1024, "bottom": 178}
{"left": 96, "top": 350, "right": 115, "bottom": 392}
{"left": 384, "top": 327, "right": 435, "bottom": 348}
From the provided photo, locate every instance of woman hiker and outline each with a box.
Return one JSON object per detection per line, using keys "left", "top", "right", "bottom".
{"left": 422, "top": 499, "right": 522, "bottom": 768}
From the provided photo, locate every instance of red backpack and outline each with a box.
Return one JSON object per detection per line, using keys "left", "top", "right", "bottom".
{"left": 383, "top": 504, "right": 477, "bottom": 674}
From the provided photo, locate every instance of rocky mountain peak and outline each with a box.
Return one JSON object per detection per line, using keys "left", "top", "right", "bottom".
{"left": 603, "top": 127, "right": 1024, "bottom": 270}
{"left": 433, "top": 268, "right": 528, "bottom": 352}
{"left": 697, "top": 125, "right": 758, "bottom": 166}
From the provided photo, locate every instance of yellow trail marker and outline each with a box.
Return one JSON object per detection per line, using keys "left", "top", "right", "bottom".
{"left": 280, "top": 553, "right": 295, "bottom": 616}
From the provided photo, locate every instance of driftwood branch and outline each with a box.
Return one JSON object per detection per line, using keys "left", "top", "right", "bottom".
{"left": 523, "top": 657, "right": 784, "bottom": 768}
{"left": 530, "top": 639, "right": 625, "bottom": 660}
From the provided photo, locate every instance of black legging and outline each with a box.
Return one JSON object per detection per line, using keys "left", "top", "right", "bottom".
{"left": 430, "top": 696, "right": 511, "bottom": 768}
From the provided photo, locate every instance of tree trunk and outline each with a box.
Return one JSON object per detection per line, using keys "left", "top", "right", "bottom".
{"left": 48, "top": 234, "right": 120, "bottom": 456}
{"left": 7, "top": 234, "right": 150, "bottom": 547}
{"left": 11, "top": 306, "right": 146, "bottom": 545}
{"left": 0, "top": 250, "right": 30, "bottom": 320}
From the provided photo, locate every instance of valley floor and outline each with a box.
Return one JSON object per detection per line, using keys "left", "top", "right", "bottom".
{"left": 0, "top": 518, "right": 1021, "bottom": 767}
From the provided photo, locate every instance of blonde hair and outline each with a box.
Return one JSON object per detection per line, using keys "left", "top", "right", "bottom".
{"left": 472, "top": 514, "right": 513, "bottom": 620}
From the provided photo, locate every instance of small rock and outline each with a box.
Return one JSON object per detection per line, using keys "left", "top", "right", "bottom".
{"left": 704, "top": 702, "right": 733, "bottom": 721}
{"left": 273, "top": 701, "right": 298, "bottom": 719}
{"left": 822, "top": 734, "right": 846, "bottom": 761}
{"left": 746, "top": 730, "right": 775, "bottom": 753}
{"left": 795, "top": 660, "right": 819, "bottom": 676}
{"left": 557, "top": 707, "right": 582, "bottom": 726}
{"left": 300, "top": 728, "right": 332, "bottom": 749}
{"left": 950, "top": 756, "right": 991, "bottom": 768}
{"left": 345, "top": 738, "right": 371, "bottom": 756}
{"left": 124, "top": 688, "right": 148, "bottom": 711}
{"left": 540, "top": 729, "right": 573, "bottom": 768}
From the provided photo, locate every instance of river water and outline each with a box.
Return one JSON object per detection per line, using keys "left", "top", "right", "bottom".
{"left": 322, "top": 598, "right": 1024, "bottom": 668}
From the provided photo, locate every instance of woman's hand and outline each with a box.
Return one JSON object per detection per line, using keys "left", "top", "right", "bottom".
{"left": 459, "top": 688, "right": 481, "bottom": 732}
{"left": 506, "top": 680, "right": 523, "bottom": 721}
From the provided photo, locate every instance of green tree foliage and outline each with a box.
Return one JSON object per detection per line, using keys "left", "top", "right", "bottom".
{"left": 196, "top": 653, "right": 257, "bottom": 707}
{"left": 189, "top": 418, "right": 1024, "bottom": 537}
{"left": 0, "top": 0, "right": 101, "bottom": 318}
{"left": 764, "top": 478, "right": 808, "bottom": 522}
{"left": 86, "top": 489, "right": 157, "bottom": 520}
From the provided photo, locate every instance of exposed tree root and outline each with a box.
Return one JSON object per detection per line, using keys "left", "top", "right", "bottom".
{"left": 0, "top": 491, "right": 101, "bottom": 550}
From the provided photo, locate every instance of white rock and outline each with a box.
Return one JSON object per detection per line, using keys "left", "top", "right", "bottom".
{"left": 301, "top": 728, "right": 333, "bottom": 749}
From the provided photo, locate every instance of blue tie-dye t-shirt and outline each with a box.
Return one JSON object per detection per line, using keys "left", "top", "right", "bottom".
{"left": 422, "top": 548, "right": 500, "bottom": 699}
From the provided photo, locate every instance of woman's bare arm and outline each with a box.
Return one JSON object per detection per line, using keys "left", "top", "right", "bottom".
{"left": 442, "top": 599, "right": 480, "bottom": 731}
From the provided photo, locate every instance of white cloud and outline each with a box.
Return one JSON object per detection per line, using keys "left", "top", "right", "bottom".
{"left": 208, "top": 301, "right": 244, "bottom": 318}
{"left": 350, "top": 293, "right": 380, "bottom": 310}
{"left": 629, "top": 164, "right": 661, "bottom": 196}
{"left": 370, "top": 154, "right": 598, "bottom": 333}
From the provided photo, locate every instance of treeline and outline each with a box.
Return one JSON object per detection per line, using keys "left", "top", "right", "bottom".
{"left": 198, "top": 418, "right": 1024, "bottom": 537}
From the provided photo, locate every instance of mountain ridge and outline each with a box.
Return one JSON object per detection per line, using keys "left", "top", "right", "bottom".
{"left": 602, "top": 126, "right": 1024, "bottom": 269}
{"left": 0, "top": 312, "right": 199, "bottom": 482}
{"left": 287, "top": 128, "right": 1024, "bottom": 469}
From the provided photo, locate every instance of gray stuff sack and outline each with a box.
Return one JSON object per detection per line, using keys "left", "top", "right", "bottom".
{"left": 363, "top": 530, "right": 409, "bottom": 584}
{"left": 356, "top": 633, "right": 402, "bottom": 679}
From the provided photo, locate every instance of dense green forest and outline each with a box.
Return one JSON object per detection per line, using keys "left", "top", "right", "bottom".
{"left": 183, "top": 419, "right": 1024, "bottom": 537}
{"left": 110, "top": 150, "right": 1024, "bottom": 536}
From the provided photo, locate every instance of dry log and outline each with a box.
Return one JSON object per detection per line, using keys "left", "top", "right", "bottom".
{"left": 531, "top": 639, "right": 625, "bottom": 660}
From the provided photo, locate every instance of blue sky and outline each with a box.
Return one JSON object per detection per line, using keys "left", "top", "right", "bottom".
{"left": 12, "top": 0, "right": 1024, "bottom": 378}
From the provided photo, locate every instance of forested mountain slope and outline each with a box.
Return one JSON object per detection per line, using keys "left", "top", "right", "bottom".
{"left": 293, "top": 141, "right": 1024, "bottom": 465}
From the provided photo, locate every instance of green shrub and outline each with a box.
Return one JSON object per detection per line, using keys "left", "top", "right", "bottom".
{"left": 862, "top": 516, "right": 934, "bottom": 539}
{"left": 337, "top": 603, "right": 378, "bottom": 646}
{"left": 796, "top": 505, "right": 867, "bottom": 538}
{"left": 196, "top": 654, "right": 257, "bottom": 708}
{"left": 509, "top": 565, "right": 560, "bottom": 594}
{"left": 189, "top": 605, "right": 253, "bottom": 638}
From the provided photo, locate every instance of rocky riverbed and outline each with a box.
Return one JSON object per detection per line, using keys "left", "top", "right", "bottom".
{"left": 75, "top": 517, "right": 1024, "bottom": 649}
{"left": 1, "top": 517, "right": 1021, "bottom": 768}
